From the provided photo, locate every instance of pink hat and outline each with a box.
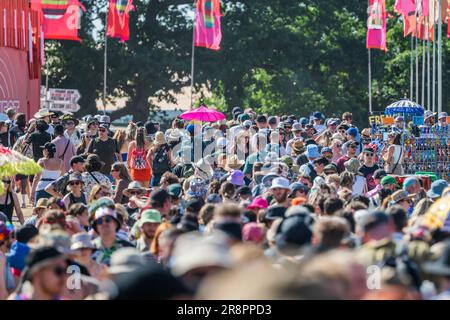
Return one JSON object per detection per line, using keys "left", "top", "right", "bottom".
{"left": 247, "top": 197, "right": 269, "bottom": 210}
{"left": 242, "top": 223, "right": 265, "bottom": 243}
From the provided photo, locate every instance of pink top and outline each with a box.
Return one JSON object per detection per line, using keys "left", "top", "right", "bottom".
{"left": 52, "top": 136, "right": 76, "bottom": 173}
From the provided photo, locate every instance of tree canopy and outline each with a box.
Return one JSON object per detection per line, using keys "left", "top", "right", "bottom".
{"left": 45, "top": 0, "right": 450, "bottom": 124}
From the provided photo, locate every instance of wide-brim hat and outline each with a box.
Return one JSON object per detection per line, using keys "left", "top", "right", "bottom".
{"left": 34, "top": 108, "right": 54, "bottom": 119}
{"left": 154, "top": 131, "right": 167, "bottom": 145}
{"left": 61, "top": 114, "right": 80, "bottom": 126}
{"left": 224, "top": 155, "right": 245, "bottom": 172}
{"left": 292, "top": 140, "right": 305, "bottom": 153}
{"left": 123, "top": 181, "right": 148, "bottom": 197}
{"left": 424, "top": 111, "right": 437, "bottom": 120}
{"left": 68, "top": 173, "right": 84, "bottom": 184}
{"left": 70, "top": 232, "right": 95, "bottom": 251}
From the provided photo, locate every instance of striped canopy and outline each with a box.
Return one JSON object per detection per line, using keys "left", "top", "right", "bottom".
{"left": 180, "top": 104, "right": 226, "bottom": 122}
{"left": 385, "top": 99, "right": 424, "bottom": 116}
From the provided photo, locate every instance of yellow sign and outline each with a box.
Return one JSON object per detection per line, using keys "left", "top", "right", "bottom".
{"left": 368, "top": 114, "right": 386, "bottom": 126}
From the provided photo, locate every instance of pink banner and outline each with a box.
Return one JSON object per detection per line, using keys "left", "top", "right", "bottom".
{"left": 366, "top": 0, "right": 387, "bottom": 52}
{"left": 194, "top": 0, "right": 222, "bottom": 51}
{"left": 394, "top": 0, "right": 416, "bottom": 15}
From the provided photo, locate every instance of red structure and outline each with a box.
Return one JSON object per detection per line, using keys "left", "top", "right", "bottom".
{"left": 0, "top": 0, "right": 42, "bottom": 119}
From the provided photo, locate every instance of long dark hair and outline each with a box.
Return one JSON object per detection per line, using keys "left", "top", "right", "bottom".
{"left": 135, "top": 127, "right": 146, "bottom": 150}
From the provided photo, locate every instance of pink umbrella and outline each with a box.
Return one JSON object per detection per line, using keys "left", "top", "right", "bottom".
{"left": 180, "top": 103, "right": 226, "bottom": 122}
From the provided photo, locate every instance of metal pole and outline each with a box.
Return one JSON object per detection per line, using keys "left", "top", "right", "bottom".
{"left": 368, "top": 49, "right": 372, "bottom": 113}
{"left": 190, "top": 1, "right": 196, "bottom": 110}
{"left": 415, "top": 35, "right": 419, "bottom": 103}
{"left": 438, "top": 0, "right": 443, "bottom": 113}
{"left": 427, "top": 36, "right": 431, "bottom": 110}
{"left": 422, "top": 38, "right": 425, "bottom": 108}
{"left": 410, "top": 36, "right": 414, "bottom": 101}
{"left": 103, "top": 3, "right": 109, "bottom": 116}
{"left": 433, "top": 17, "right": 436, "bottom": 112}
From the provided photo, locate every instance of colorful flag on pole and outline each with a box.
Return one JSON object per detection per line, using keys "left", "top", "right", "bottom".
{"left": 31, "top": 0, "right": 84, "bottom": 41}
{"left": 395, "top": 0, "right": 416, "bottom": 16}
{"left": 366, "top": 0, "right": 387, "bottom": 51}
{"left": 107, "top": 0, "right": 134, "bottom": 43}
{"left": 194, "top": 0, "right": 222, "bottom": 51}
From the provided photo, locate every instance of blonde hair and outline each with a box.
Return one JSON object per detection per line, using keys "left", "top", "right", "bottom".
{"left": 126, "top": 122, "right": 138, "bottom": 141}
{"left": 113, "top": 129, "right": 127, "bottom": 151}
{"left": 88, "top": 184, "right": 110, "bottom": 203}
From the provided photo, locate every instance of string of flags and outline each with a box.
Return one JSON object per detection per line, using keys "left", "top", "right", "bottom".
{"left": 367, "top": 0, "right": 450, "bottom": 51}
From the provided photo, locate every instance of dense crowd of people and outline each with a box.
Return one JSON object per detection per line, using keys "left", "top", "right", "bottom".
{"left": 0, "top": 106, "right": 450, "bottom": 300}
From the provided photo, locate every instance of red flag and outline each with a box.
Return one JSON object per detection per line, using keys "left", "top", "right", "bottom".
{"left": 107, "top": 0, "right": 134, "bottom": 43}
{"left": 31, "top": 0, "right": 84, "bottom": 41}
{"left": 395, "top": 0, "right": 416, "bottom": 15}
{"left": 194, "top": 0, "right": 222, "bottom": 50}
{"left": 366, "top": 0, "right": 387, "bottom": 51}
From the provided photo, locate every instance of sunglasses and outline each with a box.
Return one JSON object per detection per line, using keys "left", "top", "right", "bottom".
{"left": 51, "top": 265, "right": 66, "bottom": 277}
{"left": 348, "top": 145, "right": 357, "bottom": 149}
{"left": 96, "top": 216, "right": 113, "bottom": 225}
{"left": 69, "top": 181, "right": 82, "bottom": 186}
{"left": 335, "top": 144, "right": 342, "bottom": 148}
{"left": 3, "top": 180, "right": 11, "bottom": 184}
{"left": 111, "top": 169, "right": 118, "bottom": 172}
{"left": 65, "top": 121, "right": 75, "bottom": 125}
{"left": 99, "top": 129, "right": 107, "bottom": 132}
{"left": 128, "top": 190, "right": 142, "bottom": 196}
{"left": 365, "top": 153, "right": 374, "bottom": 157}
{"left": 325, "top": 171, "right": 336, "bottom": 175}
{"left": 99, "top": 191, "right": 112, "bottom": 197}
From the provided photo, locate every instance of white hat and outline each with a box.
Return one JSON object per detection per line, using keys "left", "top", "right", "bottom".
{"left": 34, "top": 108, "right": 54, "bottom": 119}
{"left": 269, "top": 177, "right": 291, "bottom": 190}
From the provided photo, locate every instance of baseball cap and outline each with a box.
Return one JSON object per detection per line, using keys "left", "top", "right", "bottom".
{"left": 268, "top": 116, "right": 277, "bottom": 125}
{"left": 363, "top": 147, "right": 375, "bottom": 153}
{"left": 380, "top": 175, "right": 399, "bottom": 187}
{"left": 167, "top": 184, "right": 182, "bottom": 198}
{"left": 347, "top": 127, "right": 358, "bottom": 137}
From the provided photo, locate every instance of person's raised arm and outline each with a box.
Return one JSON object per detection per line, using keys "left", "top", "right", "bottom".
{"left": 45, "top": 179, "right": 64, "bottom": 199}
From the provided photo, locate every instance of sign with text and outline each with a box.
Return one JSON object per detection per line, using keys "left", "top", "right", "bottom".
{"left": 368, "top": 112, "right": 386, "bottom": 126}
{"left": 47, "top": 89, "right": 81, "bottom": 104}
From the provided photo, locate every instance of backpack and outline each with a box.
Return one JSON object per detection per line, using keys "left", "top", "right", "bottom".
{"left": 152, "top": 145, "right": 171, "bottom": 174}
{"left": 307, "top": 163, "right": 317, "bottom": 181}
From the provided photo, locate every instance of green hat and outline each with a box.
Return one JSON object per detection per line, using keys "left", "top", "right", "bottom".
{"left": 238, "top": 113, "right": 251, "bottom": 122}
{"left": 138, "top": 209, "right": 162, "bottom": 227}
{"left": 168, "top": 183, "right": 182, "bottom": 198}
{"left": 380, "top": 175, "right": 399, "bottom": 187}
{"left": 279, "top": 155, "right": 293, "bottom": 167}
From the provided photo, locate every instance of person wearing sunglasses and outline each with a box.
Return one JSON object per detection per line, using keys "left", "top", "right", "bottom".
{"left": 61, "top": 114, "right": 82, "bottom": 149}
{"left": 62, "top": 173, "right": 88, "bottom": 209}
{"left": 336, "top": 141, "right": 359, "bottom": 174}
{"left": 358, "top": 147, "right": 380, "bottom": 192}
{"left": 11, "top": 246, "right": 68, "bottom": 300}
{"left": 91, "top": 206, "right": 133, "bottom": 266}
{"left": 388, "top": 190, "right": 415, "bottom": 212}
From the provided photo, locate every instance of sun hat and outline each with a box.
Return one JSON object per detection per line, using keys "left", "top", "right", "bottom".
{"left": 402, "top": 177, "right": 419, "bottom": 191}
{"left": 227, "top": 170, "right": 245, "bottom": 186}
{"left": 61, "top": 114, "right": 80, "bottom": 126}
{"left": 70, "top": 232, "right": 95, "bottom": 251}
{"left": 38, "top": 229, "right": 73, "bottom": 254}
{"left": 289, "top": 182, "right": 309, "bottom": 196}
{"left": 344, "top": 158, "right": 361, "bottom": 174}
{"left": 33, "top": 198, "right": 49, "bottom": 213}
{"left": 269, "top": 177, "right": 291, "bottom": 190}
{"left": 34, "top": 108, "right": 54, "bottom": 119}
{"left": 424, "top": 110, "right": 437, "bottom": 120}
{"left": 186, "top": 178, "right": 207, "bottom": 198}
{"left": 275, "top": 212, "right": 315, "bottom": 254}
{"left": 193, "top": 158, "right": 214, "bottom": 180}
{"left": 321, "top": 147, "right": 332, "bottom": 154}
{"left": 299, "top": 117, "right": 309, "bottom": 125}
{"left": 306, "top": 144, "right": 320, "bottom": 159}
{"left": 381, "top": 175, "right": 399, "bottom": 187}
{"left": 85, "top": 154, "right": 105, "bottom": 171}
{"left": 225, "top": 154, "right": 245, "bottom": 171}
{"left": 25, "top": 246, "right": 66, "bottom": 276}
{"left": 390, "top": 190, "right": 415, "bottom": 204}
{"left": 92, "top": 206, "right": 121, "bottom": 232}
{"left": 123, "top": 181, "right": 147, "bottom": 198}
{"left": 216, "top": 137, "right": 228, "bottom": 148}
{"left": 137, "top": 209, "right": 162, "bottom": 228}
{"left": 427, "top": 179, "right": 449, "bottom": 199}
{"left": 153, "top": 131, "right": 167, "bottom": 145}
{"left": 291, "top": 140, "right": 305, "bottom": 154}
{"left": 108, "top": 248, "right": 147, "bottom": 275}
{"left": 247, "top": 197, "right": 269, "bottom": 210}
{"left": 261, "top": 173, "right": 279, "bottom": 188}
{"left": 167, "top": 129, "right": 183, "bottom": 142}
{"left": 438, "top": 112, "right": 448, "bottom": 120}
{"left": 292, "top": 123, "right": 303, "bottom": 132}
{"left": 242, "top": 223, "right": 265, "bottom": 243}
{"left": 67, "top": 173, "right": 83, "bottom": 184}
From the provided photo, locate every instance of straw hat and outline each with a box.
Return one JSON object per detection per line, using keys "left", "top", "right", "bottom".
{"left": 123, "top": 181, "right": 148, "bottom": 198}
{"left": 154, "top": 131, "right": 166, "bottom": 145}
{"left": 34, "top": 108, "right": 54, "bottom": 119}
{"left": 291, "top": 140, "right": 305, "bottom": 154}
{"left": 344, "top": 158, "right": 361, "bottom": 174}
{"left": 225, "top": 154, "right": 245, "bottom": 171}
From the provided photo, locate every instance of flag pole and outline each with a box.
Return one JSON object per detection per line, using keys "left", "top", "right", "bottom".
{"left": 410, "top": 35, "right": 414, "bottom": 101}
{"left": 432, "top": 14, "right": 436, "bottom": 112}
{"left": 437, "top": 0, "right": 442, "bottom": 114}
{"left": 368, "top": 49, "right": 372, "bottom": 113}
{"left": 427, "top": 18, "right": 430, "bottom": 111}
{"left": 190, "top": 1, "right": 196, "bottom": 110}
{"left": 103, "top": 2, "right": 109, "bottom": 116}
{"left": 422, "top": 37, "right": 425, "bottom": 108}
{"left": 415, "top": 33, "right": 419, "bottom": 103}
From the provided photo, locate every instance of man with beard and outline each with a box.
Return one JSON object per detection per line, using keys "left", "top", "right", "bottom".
{"left": 136, "top": 209, "right": 162, "bottom": 253}
{"left": 268, "top": 177, "right": 292, "bottom": 208}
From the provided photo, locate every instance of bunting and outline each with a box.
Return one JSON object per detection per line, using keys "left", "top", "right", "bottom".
{"left": 366, "top": 0, "right": 387, "bottom": 51}
{"left": 107, "top": 0, "right": 134, "bottom": 43}
{"left": 194, "top": 0, "right": 222, "bottom": 51}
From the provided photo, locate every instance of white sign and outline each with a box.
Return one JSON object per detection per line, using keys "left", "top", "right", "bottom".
{"left": 48, "top": 102, "right": 80, "bottom": 113}
{"left": 47, "top": 88, "right": 81, "bottom": 104}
